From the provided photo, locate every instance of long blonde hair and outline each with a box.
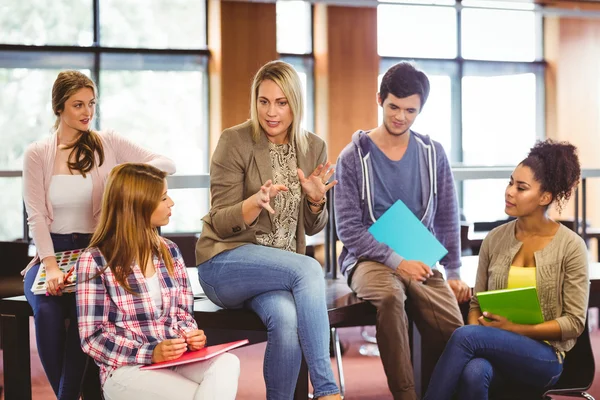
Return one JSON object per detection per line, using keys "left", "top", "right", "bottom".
{"left": 249, "top": 60, "right": 308, "bottom": 154}
{"left": 52, "top": 70, "right": 104, "bottom": 177}
{"left": 89, "top": 163, "right": 173, "bottom": 294}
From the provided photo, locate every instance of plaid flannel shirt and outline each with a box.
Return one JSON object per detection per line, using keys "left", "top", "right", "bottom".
{"left": 76, "top": 239, "right": 197, "bottom": 386}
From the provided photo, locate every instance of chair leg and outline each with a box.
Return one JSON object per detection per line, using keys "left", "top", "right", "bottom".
{"left": 331, "top": 328, "right": 346, "bottom": 398}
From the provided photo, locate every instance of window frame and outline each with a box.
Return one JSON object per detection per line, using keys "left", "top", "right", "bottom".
{"left": 0, "top": 0, "right": 210, "bottom": 239}
{"left": 377, "top": 1, "right": 545, "bottom": 213}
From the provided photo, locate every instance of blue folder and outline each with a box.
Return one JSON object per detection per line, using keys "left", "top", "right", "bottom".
{"left": 368, "top": 200, "right": 448, "bottom": 267}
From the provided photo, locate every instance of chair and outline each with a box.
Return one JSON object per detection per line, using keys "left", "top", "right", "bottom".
{"left": 543, "top": 318, "right": 595, "bottom": 399}
{"left": 491, "top": 318, "right": 595, "bottom": 400}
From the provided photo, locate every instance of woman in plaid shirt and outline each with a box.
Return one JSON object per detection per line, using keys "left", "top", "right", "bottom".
{"left": 76, "top": 163, "right": 240, "bottom": 399}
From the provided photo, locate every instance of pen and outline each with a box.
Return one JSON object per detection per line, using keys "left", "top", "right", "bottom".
{"left": 176, "top": 326, "right": 189, "bottom": 349}
{"left": 63, "top": 266, "right": 75, "bottom": 285}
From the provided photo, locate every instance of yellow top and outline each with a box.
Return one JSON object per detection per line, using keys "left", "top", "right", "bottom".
{"left": 507, "top": 266, "right": 536, "bottom": 289}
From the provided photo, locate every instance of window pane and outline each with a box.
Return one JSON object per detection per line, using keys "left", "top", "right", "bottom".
{"left": 380, "top": 0, "right": 454, "bottom": 4}
{"left": 0, "top": 178, "right": 24, "bottom": 241}
{"left": 463, "top": 179, "right": 509, "bottom": 223}
{"left": 377, "top": 5, "right": 456, "bottom": 58}
{"left": 162, "top": 189, "right": 208, "bottom": 234}
{"left": 282, "top": 56, "right": 314, "bottom": 132}
{"left": 0, "top": 68, "right": 71, "bottom": 169}
{"left": 462, "top": 0, "right": 535, "bottom": 10}
{"left": 462, "top": 73, "right": 537, "bottom": 224}
{"left": 378, "top": 74, "right": 452, "bottom": 153}
{"left": 0, "top": 1, "right": 93, "bottom": 46}
{"left": 277, "top": 1, "right": 312, "bottom": 54}
{"left": 99, "top": 65, "right": 208, "bottom": 175}
{"left": 100, "top": 0, "right": 207, "bottom": 49}
{"left": 462, "top": 73, "right": 537, "bottom": 166}
{"left": 461, "top": 9, "right": 536, "bottom": 61}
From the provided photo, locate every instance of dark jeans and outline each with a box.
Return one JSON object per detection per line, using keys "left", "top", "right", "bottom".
{"left": 24, "top": 233, "right": 92, "bottom": 400}
{"left": 423, "top": 325, "right": 563, "bottom": 400}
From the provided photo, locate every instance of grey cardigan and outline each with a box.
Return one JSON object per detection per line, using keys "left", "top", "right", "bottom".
{"left": 469, "top": 220, "right": 589, "bottom": 352}
{"left": 195, "top": 121, "right": 329, "bottom": 266}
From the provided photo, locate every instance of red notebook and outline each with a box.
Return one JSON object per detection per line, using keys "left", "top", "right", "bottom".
{"left": 141, "top": 339, "right": 249, "bottom": 370}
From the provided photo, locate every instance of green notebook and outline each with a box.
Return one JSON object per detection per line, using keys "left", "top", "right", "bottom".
{"left": 476, "top": 286, "right": 544, "bottom": 325}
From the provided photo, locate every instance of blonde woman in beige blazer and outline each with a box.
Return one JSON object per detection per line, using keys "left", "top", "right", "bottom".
{"left": 196, "top": 61, "right": 341, "bottom": 400}
{"left": 424, "top": 140, "right": 589, "bottom": 400}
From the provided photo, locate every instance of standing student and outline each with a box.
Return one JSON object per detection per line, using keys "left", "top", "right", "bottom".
{"left": 77, "top": 163, "right": 240, "bottom": 399}
{"left": 334, "top": 61, "right": 468, "bottom": 400}
{"left": 424, "top": 140, "right": 588, "bottom": 400}
{"left": 195, "top": 60, "right": 341, "bottom": 400}
{"left": 22, "top": 70, "right": 176, "bottom": 399}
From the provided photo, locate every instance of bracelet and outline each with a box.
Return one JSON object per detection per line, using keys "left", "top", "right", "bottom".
{"left": 307, "top": 197, "right": 326, "bottom": 208}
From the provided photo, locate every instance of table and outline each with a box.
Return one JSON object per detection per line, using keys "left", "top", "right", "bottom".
{"left": 0, "top": 280, "right": 375, "bottom": 400}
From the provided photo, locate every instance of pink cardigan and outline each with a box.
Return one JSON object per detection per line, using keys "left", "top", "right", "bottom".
{"left": 22, "top": 130, "right": 176, "bottom": 275}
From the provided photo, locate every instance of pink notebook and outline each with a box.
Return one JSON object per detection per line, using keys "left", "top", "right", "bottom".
{"left": 141, "top": 339, "right": 249, "bottom": 370}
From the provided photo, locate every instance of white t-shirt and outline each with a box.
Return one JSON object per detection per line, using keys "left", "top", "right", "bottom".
{"left": 49, "top": 174, "right": 94, "bottom": 234}
{"left": 146, "top": 272, "right": 163, "bottom": 309}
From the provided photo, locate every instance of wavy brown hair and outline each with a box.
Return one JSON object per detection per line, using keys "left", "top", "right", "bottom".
{"left": 52, "top": 70, "right": 104, "bottom": 177}
{"left": 88, "top": 163, "right": 173, "bottom": 294}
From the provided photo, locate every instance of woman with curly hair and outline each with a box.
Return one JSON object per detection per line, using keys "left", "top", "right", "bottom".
{"left": 423, "top": 140, "right": 589, "bottom": 400}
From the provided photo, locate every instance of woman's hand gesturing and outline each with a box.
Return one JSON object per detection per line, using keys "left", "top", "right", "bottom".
{"left": 255, "top": 180, "right": 288, "bottom": 214}
{"left": 297, "top": 161, "right": 337, "bottom": 203}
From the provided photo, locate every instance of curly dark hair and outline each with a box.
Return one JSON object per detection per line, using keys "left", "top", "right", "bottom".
{"left": 379, "top": 62, "right": 430, "bottom": 111}
{"left": 521, "top": 139, "right": 581, "bottom": 212}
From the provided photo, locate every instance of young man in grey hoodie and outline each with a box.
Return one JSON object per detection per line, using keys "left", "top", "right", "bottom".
{"left": 334, "top": 62, "right": 470, "bottom": 400}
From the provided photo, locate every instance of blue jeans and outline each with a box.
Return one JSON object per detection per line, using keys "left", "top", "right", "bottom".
{"left": 197, "top": 244, "right": 339, "bottom": 400}
{"left": 423, "top": 325, "right": 563, "bottom": 400}
{"left": 24, "top": 233, "right": 92, "bottom": 400}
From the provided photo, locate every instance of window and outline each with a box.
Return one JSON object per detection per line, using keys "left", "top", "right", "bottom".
{"left": 276, "top": 1, "right": 312, "bottom": 55}
{"left": 100, "top": 0, "right": 207, "bottom": 49}
{"left": 377, "top": 3, "right": 457, "bottom": 59}
{"left": 0, "top": 1, "right": 93, "bottom": 46}
{"left": 461, "top": 8, "right": 537, "bottom": 62}
{"left": 0, "top": 4, "right": 209, "bottom": 239}
{"left": 377, "top": 1, "right": 544, "bottom": 223}
{"left": 277, "top": 1, "right": 315, "bottom": 132}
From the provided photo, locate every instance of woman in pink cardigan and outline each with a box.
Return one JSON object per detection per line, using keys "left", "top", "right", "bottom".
{"left": 22, "top": 70, "right": 176, "bottom": 400}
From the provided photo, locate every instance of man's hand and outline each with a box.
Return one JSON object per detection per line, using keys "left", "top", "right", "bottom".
{"left": 151, "top": 338, "right": 187, "bottom": 363}
{"left": 447, "top": 278, "right": 471, "bottom": 303}
{"left": 396, "top": 260, "right": 432, "bottom": 282}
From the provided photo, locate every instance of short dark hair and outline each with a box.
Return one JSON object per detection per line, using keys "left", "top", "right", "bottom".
{"left": 521, "top": 139, "right": 581, "bottom": 211}
{"left": 379, "top": 62, "right": 430, "bottom": 110}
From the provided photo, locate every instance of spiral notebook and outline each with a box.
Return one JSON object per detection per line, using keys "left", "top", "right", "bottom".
{"left": 368, "top": 199, "right": 448, "bottom": 267}
{"left": 30, "top": 249, "right": 83, "bottom": 295}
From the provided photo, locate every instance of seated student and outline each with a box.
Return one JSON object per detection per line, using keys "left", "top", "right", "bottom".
{"left": 22, "top": 70, "right": 175, "bottom": 399}
{"left": 195, "top": 60, "right": 342, "bottom": 400}
{"left": 423, "top": 140, "right": 589, "bottom": 400}
{"left": 76, "top": 163, "right": 240, "bottom": 400}
{"left": 334, "top": 61, "right": 466, "bottom": 400}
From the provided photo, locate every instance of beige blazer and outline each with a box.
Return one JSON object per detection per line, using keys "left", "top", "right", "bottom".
{"left": 469, "top": 220, "right": 589, "bottom": 352}
{"left": 195, "top": 121, "right": 329, "bottom": 265}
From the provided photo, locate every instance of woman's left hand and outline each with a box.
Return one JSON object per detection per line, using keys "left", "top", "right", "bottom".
{"left": 297, "top": 161, "right": 338, "bottom": 203}
{"left": 478, "top": 311, "right": 514, "bottom": 332}
{"left": 184, "top": 329, "right": 207, "bottom": 351}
